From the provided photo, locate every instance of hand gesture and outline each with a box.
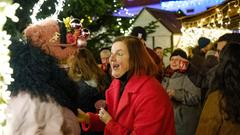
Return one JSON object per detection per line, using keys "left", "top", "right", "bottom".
{"left": 98, "top": 107, "right": 112, "bottom": 124}
{"left": 177, "top": 56, "right": 189, "bottom": 72}
{"left": 77, "top": 108, "right": 90, "bottom": 124}
{"left": 167, "top": 89, "right": 175, "bottom": 98}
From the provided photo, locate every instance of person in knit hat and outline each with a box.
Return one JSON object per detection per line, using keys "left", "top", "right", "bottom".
{"left": 198, "top": 37, "right": 213, "bottom": 53}
{"left": 162, "top": 48, "right": 201, "bottom": 135}
{"left": 170, "top": 48, "right": 188, "bottom": 60}
{"left": 187, "top": 37, "right": 211, "bottom": 90}
{"left": 198, "top": 37, "right": 210, "bottom": 48}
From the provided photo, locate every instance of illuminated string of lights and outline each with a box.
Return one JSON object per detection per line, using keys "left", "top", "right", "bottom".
{"left": 177, "top": 0, "right": 239, "bottom": 49}
{"left": 113, "top": 0, "right": 134, "bottom": 18}
{"left": 0, "top": 1, "right": 19, "bottom": 134}
{"left": 182, "top": 0, "right": 239, "bottom": 29}
{"left": 113, "top": 0, "right": 135, "bottom": 34}
{"left": 30, "top": 0, "right": 65, "bottom": 23}
{"left": 30, "top": 0, "right": 45, "bottom": 23}
{"left": 114, "top": 7, "right": 135, "bottom": 17}
{"left": 160, "top": 0, "right": 224, "bottom": 13}
{"left": 177, "top": 27, "right": 231, "bottom": 48}
{"left": 52, "top": 0, "right": 65, "bottom": 20}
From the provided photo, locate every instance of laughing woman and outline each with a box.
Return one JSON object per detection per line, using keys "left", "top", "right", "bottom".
{"left": 78, "top": 36, "right": 175, "bottom": 135}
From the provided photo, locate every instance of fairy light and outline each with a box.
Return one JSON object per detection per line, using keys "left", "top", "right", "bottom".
{"left": 178, "top": 1, "right": 234, "bottom": 49}
{"left": 52, "top": 0, "right": 65, "bottom": 20}
{"left": 182, "top": 0, "right": 239, "bottom": 29}
{"left": 30, "top": 0, "right": 45, "bottom": 23}
{"left": 177, "top": 26, "right": 231, "bottom": 49}
{"left": 30, "top": 0, "right": 66, "bottom": 23}
{"left": 125, "top": 24, "right": 134, "bottom": 36}
{"left": 113, "top": 0, "right": 135, "bottom": 17}
{"left": 160, "top": 0, "right": 225, "bottom": 13}
{"left": 113, "top": 0, "right": 135, "bottom": 34}
{"left": 0, "top": 0, "right": 19, "bottom": 134}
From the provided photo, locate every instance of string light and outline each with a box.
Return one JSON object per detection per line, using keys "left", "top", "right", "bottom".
{"left": 182, "top": 0, "right": 238, "bottom": 29}
{"left": 114, "top": 8, "right": 135, "bottom": 17}
{"left": 30, "top": 0, "right": 45, "bottom": 23}
{"left": 30, "top": 0, "right": 66, "bottom": 23}
{"left": 176, "top": 1, "right": 239, "bottom": 50}
{"left": 113, "top": 1, "right": 135, "bottom": 34}
{"left": 0, "top": 0, "right": 18, "bottom": 134}
{"left": 52, "top": 0, "right": 65, "bottom": 20}
{"left": 114, "top": 0, "right": 225, "bottom": 18}
{"left": 177, "top": 27, "right": 231, "bottom": 49}
{"left": 113, "top": 0, "right": 135, "bottom": 18}
{"left": 160, "top": 0, "right": 224, "bottom": 14}
{"left": 125, "top": 24, "right": 134, "bottom": 36}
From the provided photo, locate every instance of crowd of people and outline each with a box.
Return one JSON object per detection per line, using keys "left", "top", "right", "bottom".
{"left": 5, "top": 16, "right": 240, "bottom": 135}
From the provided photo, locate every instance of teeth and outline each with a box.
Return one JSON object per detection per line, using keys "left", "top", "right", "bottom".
{"left": 112, "top": 64, "right": 119, "bottom": 70}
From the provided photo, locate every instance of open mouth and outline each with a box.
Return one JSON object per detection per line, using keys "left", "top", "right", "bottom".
{"left": 112, "top": 63, "right": 120, "bottom": 70}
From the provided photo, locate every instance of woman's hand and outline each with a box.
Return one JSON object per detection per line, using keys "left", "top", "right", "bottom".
{"left": 77, "top": 108, "right": 90, "bottom": 124}
{"left": 98, "top": 107, "right": 112, "bottom": 124}
{"left": 167, "top": 89, "right": 175, "bottom": 98}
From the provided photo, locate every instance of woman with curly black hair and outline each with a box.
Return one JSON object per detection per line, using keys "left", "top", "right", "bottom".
{"left": 196, "top": 43, "right": 240, "bottom": 135}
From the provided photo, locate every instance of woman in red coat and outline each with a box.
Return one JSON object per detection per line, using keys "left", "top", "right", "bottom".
{"left": 78, "top": 36, "right": 175, "bottom": 135}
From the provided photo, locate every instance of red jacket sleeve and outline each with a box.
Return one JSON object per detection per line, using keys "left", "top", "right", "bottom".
{"left": 81, "top": 112, "right": 105, "bottom": 132}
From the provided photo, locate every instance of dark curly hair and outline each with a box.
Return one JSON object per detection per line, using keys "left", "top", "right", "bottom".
{"left": 8, "top": 39, "right": 79, "bottom": 114}
{"left": 217, "top": 33, "right": 240, "bottom": 43}
{"left": 214, "top": 43, "right": 240, "bottom": 123}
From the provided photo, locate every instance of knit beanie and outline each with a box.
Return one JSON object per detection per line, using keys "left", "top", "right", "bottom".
{"left": 198, "top": 37, "right": 210, "bottom": 48}
{"left": 170, "top": 48, "right": 187, "bottom": 59}
{"left": 130, "top": 26, "right": 147, "bottom": 41}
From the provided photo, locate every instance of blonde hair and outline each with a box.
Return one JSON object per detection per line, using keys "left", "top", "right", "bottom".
{"left": 67, "top": 48, "right": 105, "bottom": 90}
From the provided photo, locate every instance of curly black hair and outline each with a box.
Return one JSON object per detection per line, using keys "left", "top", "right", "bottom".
{"left": 217, "top": 33, "right": 240, "bottom": 43}
{"left": 8, "top": 39, "right": 79, "bottom": 114}
{"left": 214, "top": 43, "right": 240, "bottom": 123}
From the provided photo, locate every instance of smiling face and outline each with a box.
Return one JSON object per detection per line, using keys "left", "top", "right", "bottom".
{"left": 109, "top": 41, "right": 130, "bottom": 78}
{"left": 100, "top": 49, "right": 111, "bottom": 64}
{"left": 170, "top": 56, "right": 180, "bottom": 71}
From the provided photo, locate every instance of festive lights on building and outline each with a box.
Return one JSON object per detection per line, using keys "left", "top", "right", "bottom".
{"left": 0, "top": 0, "right": 19, "bottom": 134}
{"left": 177, "top": 27, "right": 231, "bottom": 49}
{"left": 182, "top": 0, "right": 239, "bottom": 29}
{"left": 177, "top": 0, "right": 240, "bottom": 49}
{"left": 160, "top": 0, "right": 224, "bottom": 13}
{"left": 114, "top": 0, "right": 225, "bottom": 17}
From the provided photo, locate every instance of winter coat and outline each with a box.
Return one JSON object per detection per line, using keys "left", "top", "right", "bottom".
{"left": 82, "top": 75, "right": 176, "bottom": 135}
{"left": 76, "top": 80, "right": 104, "bottom": 135}
{"left": 187, "top": 47, "right": 214, "bottom": 105}
{"left": 162, "top": 72, "right": 201, "bottom": 135}
{"left": 7, "top": 92, "right": 80, "bottom": 135}
{"left": 195, "top": 90, "right": 240, "bottom": 135}
{"left": 76, "top": 80, "right": 103, "bottom": 113}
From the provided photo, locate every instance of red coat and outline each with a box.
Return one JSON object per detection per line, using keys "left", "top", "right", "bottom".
{"left": 83, "top": 75, "right": 175, "bottom": 135}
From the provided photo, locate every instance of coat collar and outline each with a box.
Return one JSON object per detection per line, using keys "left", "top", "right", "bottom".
{"left": 106, "top": 75, "right": 152, "bottom": 119}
